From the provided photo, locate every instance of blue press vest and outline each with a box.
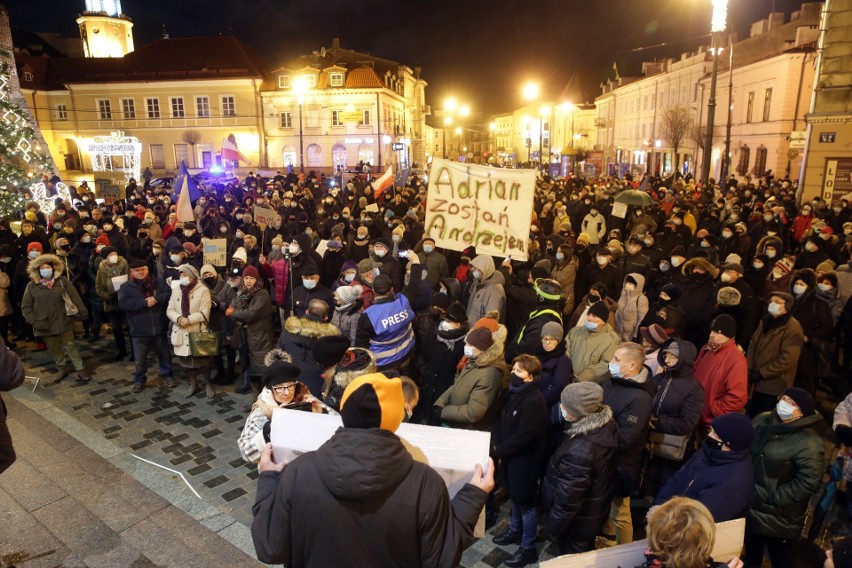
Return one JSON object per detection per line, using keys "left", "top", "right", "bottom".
{"left": 365, "top": 295, "right": 415, "bottom": 367}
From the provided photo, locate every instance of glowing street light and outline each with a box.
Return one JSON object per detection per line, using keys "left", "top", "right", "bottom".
{"left": 443, "top": 97, "right": 458, "bottom": 112}
{"left": 459, "top": 105, "right": 471, "bottom": 118}
{"left": 522, "top": 82, "right": 540, "bottom": 102}
{"left": 701, "top": 0, "right": 729, "bottom": 184}
{"left": 292, "top": 76, "right": 309, "bottom": 172}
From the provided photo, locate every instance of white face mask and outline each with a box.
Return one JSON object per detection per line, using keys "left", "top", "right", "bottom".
{"left": 463, "top": 345, "right": 475, "bottom": 358}
{"left": 671, "top": 257, "right": 683, "bottom": 268}
{"left": 423, "top": 244, "right": 434, "bottom": 254}
{"left": 179, "top": 277, "right": 191, "bottom": 286}
{"left": 767, "top": 302, "right": 782, "bottom": 316}
{"left": 776, "top": 399, "right": 797, "bottom": 420}
{"left": 344, "top": 273, "right": 356, "bottom": 283}
{"left": 184, "top": 230, "right": 195, "bottom": 237}
{"left": 471, "top": 269, "right": 481, "bottom": 280}
{"left": 438, "top": 320, "right": 457, "bottom": 332}
{"left": 608, "top": 361, "right": 623, "bottom": 378}
{"left": 555, "top": 252, "right": 565, "bottom": 261}
{"left": 624, "top": 282, "right": 635, "bottom": 292}
{"left": 753, "top": 261, "right": 764, "bottom": 270}
{"left": 793, "top": 284, "right": 807, "bottom": 296}
{"left": 596, "top": 256, "right": 608, "bottom": 267}
{"left": 108, "top": 255, "right": 118, "bottom": 265}
{"left": 818, "top": 282, "right": 831, "bottom": 292}
{"left": 288, "top": 244, "right": 300, "bottom": 255}
{"left": 765, "top": 249, "right": 777, "bottom": 259}
{"left": 720, "top": 272, "right": 732, "bottom": 283}
{"left": 374, "top": 248, "right": 387, "bottom": 258}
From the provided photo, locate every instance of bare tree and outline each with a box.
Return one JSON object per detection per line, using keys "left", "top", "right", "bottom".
{"left": 661, "top": 107, "right": 694, "bottom": 172}
{"left": 182, "top": 130, "right": 201, "bottom": 167}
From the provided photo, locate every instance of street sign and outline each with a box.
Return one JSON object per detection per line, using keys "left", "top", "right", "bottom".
{"left": 392, "top": 143, "right": 404, "bottom": 151}
{"left": 787, "top": 148, "right": 799, "bottom": 160}
{"left": 819, "top": 132, "right": 837, "bottom": 143}
{"left": 789, "top": 130, "right": 806, "bottom": 149}
{"left": 822, "top": 157, "right": 852, "bottom": 202}
{"left": 339, "top": 111, "right": 363, "bottom": 123}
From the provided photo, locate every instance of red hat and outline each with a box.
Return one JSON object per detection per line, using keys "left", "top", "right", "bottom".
{"left": 820, "top": 226, "right": 834, "bottom": 235}
{"left": 95, "top": 234, "right": 110, "bottom": 247}
{"left": 242, "top": 265, "right": 259, "bottom": 279}
{"left": 27, "top": 242, "right": 43, "bottom": 254}
{"left": 182, "top": 242, "right": 198, "bottom": 255}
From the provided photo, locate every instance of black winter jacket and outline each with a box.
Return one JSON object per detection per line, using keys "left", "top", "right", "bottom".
{"left": 117, "top": 276, "right": 171, "bottom": 337}
{"left": 651, "top": 339, "right": 704, "bottom": 436}
{"left": 543, "top": 406, "right": 618, "bottom": 538}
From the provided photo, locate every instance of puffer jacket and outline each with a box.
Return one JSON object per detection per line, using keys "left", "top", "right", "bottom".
{"left": 747, "top": 312, "right": 804, "bottom": 396}
{"left": 677, "top": 257, "right": 720, "bottom": 347}
{"left": 565, "top": 322, "right": 620, "bottom": 384}
{"left": 330, "top": 301, "right": 363, "bottom": 344}
{"left": 748, "top": 411, "right": 825, "bottom": 539}
{"left": 693, "top": 338, "right": 748, "bottom": 426}
{"left": 538, "top": 343, "right": 574, "bottom": 424}
{"left": 95, "top": 255, "right": 129, "bottom": 312}
{"left": 435, "top": 324, "right": 508, "bottom": 431}
{"left": 466, "top": 264, "right": 506, "bottom": 323}
{"left": 651, "top": 339, "right": 704, "bottom": 436}
{"left": 166, "top": 279, "right": 211, "bottom": 357}
{"left": 615, "top": 272, "right": 649, "bottom": 342}
{"left": 490, "top": 380, "right": 548, "bottom": 507}
{"left": 230, "top": 286, "right": 276, "bottom": 375}
{"left": 21, "top": 254, "right": 88, "bottom": 337}
{"left": 117, "top": 276, "right": 170, "bottom": 337}
{"left": 543, "top": 406, "right": 618, "bottom": 539}
{"left": 322, "top": 351, "right": 378, "bottom": 412}
{"left": 653, "top": 443, "right": 754, "bottom": 523}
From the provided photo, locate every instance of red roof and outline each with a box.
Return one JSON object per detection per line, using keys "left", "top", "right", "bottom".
{"left": 344, "top": 67, "right": 384, "bottom": 89}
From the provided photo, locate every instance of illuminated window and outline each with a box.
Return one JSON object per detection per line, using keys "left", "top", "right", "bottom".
{"left": 279, "top": 112, "right": 292, "bottom": 128}
{"left": 332, "top": 110, "right": 343, "bottom": 127}
{"left": 278, "top": 74, "right": 290, "bottom": 88}
{"left": 23, "top": 71, "right": 33, "bottom": 81}
{"left": 746, "top": 92, "right": 754, "bottom": 123}
{"left": 56, "top": 104, "right": 68, "bottom": 121}
{"left": 763, "top": 88, "right": 772, "bottom": 122}
{"left": 196, "top": 96, "right": 210, "bottom": 118}
{"left": 121, "top": 98, "right": 135, "bottom": 119}
{"left": 221, "top": 96, "right": 236, "bottom": 117}
{"left": 171, "top": 97, "right": 185, "bottom": 118}
{"left": 97, "top": 99, "right": 112, "bottom": 120}
{"left": 305, "top": 75, "right": 317, "bottom": 88}
{"left": 329, "top": 73, "right": 344, "bottom": 87}
{"left": 359, "top": 110, "right": 370, "bottom": 126}
{"left": 146, "top": 97, "right": 160, "bottom": 119}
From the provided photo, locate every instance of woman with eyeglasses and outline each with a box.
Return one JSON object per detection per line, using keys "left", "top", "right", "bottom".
{"left": 237, "top": 355, "right": 322, "bottom": 464}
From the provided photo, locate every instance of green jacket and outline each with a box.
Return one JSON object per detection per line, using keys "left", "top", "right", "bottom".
{"left": 748, "top": 411, "right": 824, "bottom": 539}
{"left": 747, "top": 314, "right": 804, "bottom": 396}
{"left": 95, "top": 256, "right": 129, "bottom": 312}
{"left": 21, "top": 254, "right": 88, "bottom": 337}
{"left": 565, "top": 322, "right": 620, "bottom": 384}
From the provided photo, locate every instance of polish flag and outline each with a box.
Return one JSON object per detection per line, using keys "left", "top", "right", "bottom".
{"left": 371, "top": 166, "right": 394, "bottom": 200}
{"left": 175, "top": 172, "right": 195, "bottom": 223}
{"left": 221, "top": 134, "right": 249, "bottom": 164}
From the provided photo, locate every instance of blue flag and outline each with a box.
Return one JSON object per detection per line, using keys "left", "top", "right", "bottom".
{"left": 172, "top": 160, "right": 201, "bottom": 203}
{"left": 393, "top": 167, "right": 411, "bottom": 189}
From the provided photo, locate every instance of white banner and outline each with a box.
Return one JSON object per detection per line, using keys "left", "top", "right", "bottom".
{"left": 424, "top": 158, "right": 535, "bottom": 261}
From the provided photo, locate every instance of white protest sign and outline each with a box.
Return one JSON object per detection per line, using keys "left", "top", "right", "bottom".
{"left": 202, "top": 238, "right": 228, "bottom": 267}
{"left": 364, "top": 203, "right": 379, "bottom": 213}
{"left": 314, "top": 239, "right": 329, "bottom": 257}
{"left": 424, "top": 158, "right": 535, "bottom": 261}
{"left": 253, "top": 205, "right": 277, "bottom": 226}
{"left": 271, "top": 409, "right": 490, "bottom": 536}
{"left": 540, "top": 518, "right": 745, "bottom": 568}
{"left": 111, "top": 274, "right": 128, "bottom": 292}
{"left": 611, "top": 202, "right": 628, "bottom": 218}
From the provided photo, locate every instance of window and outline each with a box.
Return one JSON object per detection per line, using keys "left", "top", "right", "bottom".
{"left": 332, "top": 110, "right": 343, "bottom": 127}
{"left": 693, "top": 83, "right": 700, "bottom": 102}
{"left": 121, "top": 98, "right": 135, "bottom": 119}
{"left": 278, "top": 74, "right": 290, "bottom": 88}
{"left": 746, "top": 92, "right": 754, "bottom": 123}
{"left": 195, "top": 96, "right": 210, "bottom": 118}
{"left": 643, "top": 95, "right": 648, "bottom": 111}
{"left": 23, "top": 71, "right": 33, "bottom": 81}
{"left": 680, "top": 85, "right": 687, "bottom": 104}
{"left": 97, "top": 99, "right": 112, "bottom": 120}
{"left": 736, "top": 145, "right": 750, "bottom": 176}
{"left": 170, "top": 97, "right": 185, "bottom": 118}
{"left": 753, "top": 145, "right": 768, "bottom": 176}
{"left": 763, "top": 88, "right": 772, "bottom": 122}
{"left": 669, "top": 88, "right": 675, "bottom": 106}
{"left": 221, "top": 96, "right": 236, "bottom": 117}
{"left": 358, "top": 110, "right": 370, "bottom": 126}
{"left": 146, "top": 97, "right": 160, "bottom": 119}
{"left": 150, "top": 144, "right": 165, "bottom": 169}
{"left": 279, "top": 112, "right": 292, "bottom": 128}
{"left": 56, "top": 104, "right": 68, "bottom": 121}
{"left": 329, "top": 73, "right": 344, "bottom": 87}
{"left": 174, "top": 143, "right": 189, "bottom": 166}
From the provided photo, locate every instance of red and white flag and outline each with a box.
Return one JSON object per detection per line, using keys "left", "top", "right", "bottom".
{"left": 221, "top": 133, "right": 249, "bottom": 164}
{"left": 175, "top": 173, "right": 194, "bottom": 223}
{"left": 371, "top": 166, "right": 394, "bottom": 200}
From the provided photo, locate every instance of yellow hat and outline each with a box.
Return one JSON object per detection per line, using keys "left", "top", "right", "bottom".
{"left": 340, "top": 373, "right": 405, "bottom": 432}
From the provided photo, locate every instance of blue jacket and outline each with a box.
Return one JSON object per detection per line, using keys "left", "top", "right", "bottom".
{"left": 117, "top": 276, "right": 171, "bottom": 337}
{"left": 653, "top": 444, "right": 754, "bottom": 522}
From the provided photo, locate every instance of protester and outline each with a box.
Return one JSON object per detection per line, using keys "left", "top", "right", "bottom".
{"left": 227, "top": 265, "right": 275, "bottom": 396}
{"left": 166, "top": 264, "right": 213, "bottom": 398}
{"left": 694, "top": 314, "right": 749, "bottom": 428}
{"left": 565, "top": 300, "right": 620, "bottom": 383}
{"left": 0, "top": 337, "right": 25, "bottom": 474}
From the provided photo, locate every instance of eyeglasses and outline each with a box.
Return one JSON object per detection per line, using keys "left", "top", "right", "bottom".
{"left": 542, "top": 337, "right": 558, "bottom": 343}
{"left": 272, "top": 383, "right": 296, "bottom": 394}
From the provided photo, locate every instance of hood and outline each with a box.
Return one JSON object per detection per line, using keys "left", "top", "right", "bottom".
{"left": 468, "top": 322, "right": 508, "bottom": 368}
{"left": 790, "top": 268, "right": 817, "bottom": 301}
{"left": 655, "top": 338, "right": 697, "bottom": 375}
{"left": 339, "top": 259, "right": 358, "bottom": 275}
{"left": 566, "top": 405, "right": 616, "bottom": 444}
{"left": 623, "top": 272, "right": 645, "bottom": 294}
{"left": 440, "top": 277, "right": 461, "bottom": 301}
{"left": 470, "top": 254, "right": 495, "bottom": 280}
{"left": 681, "top": 257, "right": 719, "bottom": 279}
{"left": 756, "top": 235, "right": 783, "bottom": 257}
{"left": 27, "top": 253, "right": 64, "bottom": 282}
{"left": 480, "top": 269, "right": 505, "bottom": 288}
{"left": 294, "top": 232, "right": 314, "bottom": 253}
{"left": 334, "top": 352, "right": 378, "bottom": 388}
{"left": 283, "top": 316, "right": 339, "bottom": 340}
{"left": 315, "top": 428, "right": 413, "bottom": 502}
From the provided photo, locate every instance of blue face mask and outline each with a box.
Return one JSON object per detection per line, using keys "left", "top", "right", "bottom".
{"left": 608, "top": 361, "right": 622, "bottom": 378}
{"left": 303, "top": 279, "right": 317, "bottom": 290}
{"left": 463, "top": 345, "right": 475, "bottom": 358}
{"left": 39, "top": 268, "right": 53, "bottom": 279}
{"left": 584, "top": 320, "right": 598, "bottom": 331}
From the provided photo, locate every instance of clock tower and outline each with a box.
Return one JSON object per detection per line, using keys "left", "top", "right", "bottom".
{"left": 77, "top": 0, "right": 134, "bottom": 58}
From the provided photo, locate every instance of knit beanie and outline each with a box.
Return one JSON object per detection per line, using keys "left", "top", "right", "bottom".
{"left": 334, "top": 285, "right": 363, "bottom": 306}
{"left": 473, "top": 315, "right": 500, "bottom": 334}
{"left": 663, "top": 341, "right": 680, "bottom": 358}
{"left": 100, "top": 246, "right": 117, "bottom": 259}
{"left": 95, "top": 234, "right": 110, "bottom": 247}
{"left": 710, "top": 413, "right": 754, "bottom": 452}
{"left": 27, "top": 241, "right": 43, "bottom": 254}
{"left": 639, "top": 324, "right": 668, "bottom": 349}
{"left": 783, "top": 386, "right": 816, "bottom": 417}
{"left": 200, "top": 264, "right": 217, "bottom": 278}
{"left": 710, "top": 314, "right": 737, "bottom": 339}
{"left": 587, "top": 300, "right": 610, "bottom": 323}
{"left": 561, "top": 382, "right": 604, "bottom": 419}
{"left": 774, "top": 257, "right": 794, "bottom": 275}
{"left": 717, "top": 286, "right": 742, "bottom": 306}
{"left": 816, "top": 259, "right": 837, "bottom": 275}
{"left": 340, "top": 373, "right": 405, "bottom": 432}
{"left": 242, "top": 265, "right": 259, "bottom": 280}
{"left": 177, "top": 264, "right": 200, "bottom": 280}
{"left": 312, "top": 335, "right": 351, "bottom": 368}
{"left": 541, "top": 321, "right": 564, "bottom": 341}
{"left": 466, "top": 327, "right": 493, "bottom": 351}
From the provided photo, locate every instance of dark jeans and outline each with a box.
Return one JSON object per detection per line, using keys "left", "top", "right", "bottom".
{"left": 106, "top": 310, "right": 127, "bottom": 353}
{"left": 742, "top": 530, "right": 796, "bottom": 568}
{"left": 131, "top": 335, "right": 172, "bottom": 385}
{"left": 508, "top": 503, "right": 537, "bottom": 550}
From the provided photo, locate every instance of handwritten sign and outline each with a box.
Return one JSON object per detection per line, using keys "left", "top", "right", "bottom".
{"left": 611, "top": 202, "right": 628, "bottom": 218}
{"left": 253, "top": 205, "right": 277, "bottom": 227}
{"left": 202, "top": 238, "right": 227, "bottom": 267}
{"left": 424, "top": 158, "right": 535, "bottom": 261}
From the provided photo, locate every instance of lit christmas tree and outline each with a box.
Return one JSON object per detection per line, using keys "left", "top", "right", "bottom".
{"left": 0, "top": 49, "right": 53, "bottom": 218}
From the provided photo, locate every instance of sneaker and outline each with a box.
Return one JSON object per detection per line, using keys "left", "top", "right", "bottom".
{"left": 504, "top": 547, "right": 538, "bottom": 568}
{"left": 493, "top": 530, "right": 522, "bottom": 546}
{"left": 132, "top": 383, "right": 144, "bottom": 393}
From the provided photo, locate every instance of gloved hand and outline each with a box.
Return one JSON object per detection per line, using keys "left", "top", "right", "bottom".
{"left": 431, "top": 405, "right": 444, "bottom": 425}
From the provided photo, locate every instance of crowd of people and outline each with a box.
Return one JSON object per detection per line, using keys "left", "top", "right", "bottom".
{"left": 3, "top": 167, "right": 852, "bottom": 567}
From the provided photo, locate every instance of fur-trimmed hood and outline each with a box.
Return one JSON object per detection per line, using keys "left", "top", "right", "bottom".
{"left": 264, "top": 347, "right": 294, "bottom": 366}
{"left": 755, "top": 234, "right": 783, "bottom": 258}
{"left": 566, "top": 405, "right": 614, "bottom": 438}
{"left": 467, "top": 322, "right": 508, "bottom": 368}
{"left": 283, "top": 315, "right": 339, "bottom": 340}
{"left": 790, "top": 268, "right": 817, "bottom": 301}
{"left": 333, "top": 350, "right": 378, "bottom": 389}
{"left": 27, "top": 253, "right": 64, "bottom": 282}
{"left": 681, "top": 256, "right": 719, "bottom": 279}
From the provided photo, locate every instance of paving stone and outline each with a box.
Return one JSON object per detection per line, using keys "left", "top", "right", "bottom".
{"left": 31, "top": 496, "right": 124, "bottom": 558}
{"left": 0, "top": 457, "right": 68, "bottom": 512}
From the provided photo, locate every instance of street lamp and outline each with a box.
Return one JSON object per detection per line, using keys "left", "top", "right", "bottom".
{"left": 523, "top": 82, "right": 542, "bottom": 168}
{"left": 701, "top": 0, "right": 729, "bottom": 185}
{"left": 455, "top": 127, "right": 462, "bottom": 160}
{"left": 443, "top": 97, "right": 470, "bottom": 161}
{"left": 442, "top": 116, "right": 452, "bottom": 159}
{"left": 293, "top": 76, "right": 308, "bottom": 173}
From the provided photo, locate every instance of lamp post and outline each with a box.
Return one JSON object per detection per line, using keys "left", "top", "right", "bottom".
{"left": 721, "top": 37, "right": 734, "bottom": 180}
{"left": 539, "top": 105, "right": 550, "bottom": 170}
{"left": 293, "top": 76, "right": 307, "bottom": 173}
{"left": 443, "top": 116, "right": 452, "bottom": 159}
{"left": 701, "top": 0, "right": 729, "bottom": 185}
{"left": 442, "top": 97, "right": 470, "bottom": 161}
{"left": 523, "top": 82, "right": 540, "bottom": 169}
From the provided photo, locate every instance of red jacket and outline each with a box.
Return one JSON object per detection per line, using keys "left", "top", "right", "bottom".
{"left": 692, "top": 339, "right": 748, "bottom": 426}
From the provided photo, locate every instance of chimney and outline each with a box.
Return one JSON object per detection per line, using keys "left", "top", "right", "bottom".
{"left": 768, "top": 12, "right": 785, "bottom": 29}
{"left": 332, "top": 38, "right": 340, "bottom": 50}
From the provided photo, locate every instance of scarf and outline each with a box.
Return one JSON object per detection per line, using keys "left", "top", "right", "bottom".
{"left": 39, "top": 277, "right": 56, "bottom": 289}
{"left": 137, "top": 274, "right": 154, "bottom": 298}
{"left": 180, "top": 280, "right": 195, "bottom": 317}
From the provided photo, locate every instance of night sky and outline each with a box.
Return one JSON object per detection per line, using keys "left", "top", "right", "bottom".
{"left": 8, "top": 0, "right": 812, "bottom": 117}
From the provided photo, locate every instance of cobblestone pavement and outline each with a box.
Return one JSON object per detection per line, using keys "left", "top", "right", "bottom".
{"left": 10, "top": 334, "right": 636, "bottom": 567}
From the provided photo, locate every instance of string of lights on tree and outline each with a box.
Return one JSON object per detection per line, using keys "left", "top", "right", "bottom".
{"left": 0, "top": 51, "right": 54, "bottom": 217}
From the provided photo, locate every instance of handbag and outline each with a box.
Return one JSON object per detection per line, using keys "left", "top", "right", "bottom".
{"left": 58, "top": 280, "right": 79, "bottom": 317}
{"left": 648, "top": 431, "right": 690, "bottom": 461}
{"left": 188, "top": 313, "right": 222, "bottom": 357}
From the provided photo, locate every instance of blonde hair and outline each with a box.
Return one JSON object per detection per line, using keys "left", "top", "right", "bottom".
{"left": 647, "top": 497, "right": 715, "bottom": 568}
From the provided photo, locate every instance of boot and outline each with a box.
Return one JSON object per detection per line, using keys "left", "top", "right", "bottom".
{"left": 504, "top": 547, "right": 538, "bottom": 568}
{"left": 234, "top": 371, "right": 252, "bottom": 394}
{"left": 53, "top": 364, "right": 70, "bottom": 382}
{"left": 203, "top": 371, "right": 215, "bottom": 399}
{"left": 77, "top": 368, "right": 91, "bottom": 382}
{"left": 184, "top": 373, "right": 198, "bottom": 398}
{"left": 493, "top": 530, "right": 522, "bottom": 547}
